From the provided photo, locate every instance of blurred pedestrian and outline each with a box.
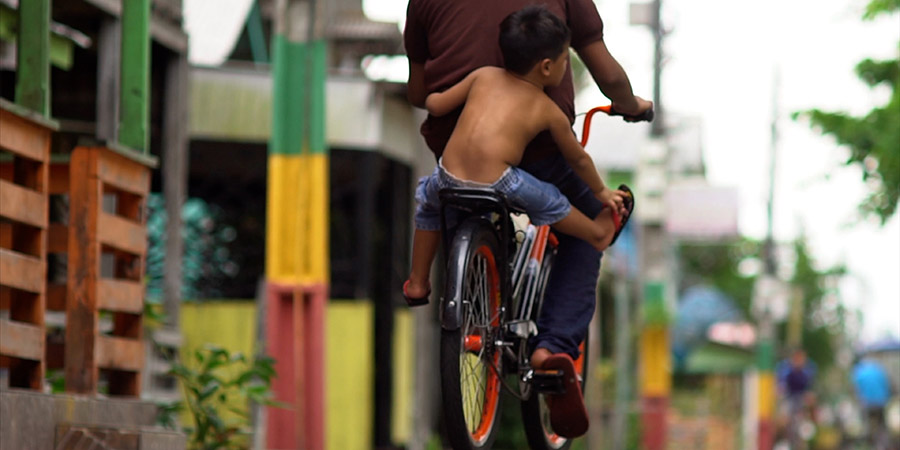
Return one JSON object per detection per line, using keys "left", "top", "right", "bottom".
{"left": 852, "top": 357, "right": 893, "bottom": 448}
{"left": 776, "top": 348, "right": 818, "bottom": 446}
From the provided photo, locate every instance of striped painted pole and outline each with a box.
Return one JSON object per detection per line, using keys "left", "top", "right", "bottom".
{"left": 640, "top": 281, "right": 670, "bottom": 450}
{"left": 756, "top": 329, "right": 776, "bottom": 449}
{"left": 265, "top": 1, "right": 328, "bottom": 448}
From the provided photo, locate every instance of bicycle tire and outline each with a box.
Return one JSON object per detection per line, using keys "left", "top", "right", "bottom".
{"left": 440, "top": 219, "right": 505, "bottom": 450}
{"left": 521, "top": 338, "right": 589, "bottom": 450}
{"left": 521, "top": 248, "right": 590, "bottom": 450}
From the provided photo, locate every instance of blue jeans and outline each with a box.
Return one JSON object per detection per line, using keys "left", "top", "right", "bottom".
{"left": 519, "top": 153, "right": 605, "bottom": 359}
{"left": 414, "top": 161, "right": 571, "bottom": 231}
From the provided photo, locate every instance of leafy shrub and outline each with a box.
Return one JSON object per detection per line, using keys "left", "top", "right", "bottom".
{"left": 159, "top": 345, "right": 284, "bottom": 449}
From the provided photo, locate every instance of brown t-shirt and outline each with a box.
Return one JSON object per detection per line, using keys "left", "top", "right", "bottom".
{"left": 404, "top": 0, "right": 604, "bottom": 163}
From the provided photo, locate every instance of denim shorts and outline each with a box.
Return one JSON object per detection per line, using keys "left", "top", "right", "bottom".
{"left": 414, "top": 161, "right": 571, "bottom": 231}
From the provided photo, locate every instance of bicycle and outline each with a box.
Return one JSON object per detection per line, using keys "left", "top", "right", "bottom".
{"left": 437, "top": 105, "right": 653, "bottom": 450}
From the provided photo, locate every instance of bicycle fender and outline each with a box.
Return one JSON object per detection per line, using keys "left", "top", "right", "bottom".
{"left": 440, "top": 231, "right": 469, "bottom": 331}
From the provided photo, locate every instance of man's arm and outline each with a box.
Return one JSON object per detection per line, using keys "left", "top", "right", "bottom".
{"left": 407, "top": 62, "right": 427, "bottom": 108}
{"left": 424, "top": 68, "right": 481, "bottom": 117}
{"left": 577, "top": 40, "right": 652, "bottom": 116}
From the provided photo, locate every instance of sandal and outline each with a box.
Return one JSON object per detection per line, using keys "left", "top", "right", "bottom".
{"left": 403, "top": 280, "right": 430, "bottom": 307}
{"left": 541, "top": 353, "right": 589, "bottom": 438}
{"left": 609, "top": 184, "right": 635, "bottom": 246}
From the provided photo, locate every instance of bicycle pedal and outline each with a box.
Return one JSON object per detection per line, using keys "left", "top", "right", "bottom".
{"left": 532, "top": 369, "right": 566, "bottom": 395}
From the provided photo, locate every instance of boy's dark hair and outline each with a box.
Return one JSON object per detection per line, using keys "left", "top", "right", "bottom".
{"left": 499, "top": 5, "right": 571, "bottom": 75}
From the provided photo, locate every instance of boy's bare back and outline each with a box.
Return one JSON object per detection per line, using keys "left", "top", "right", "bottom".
{"left": 438, "top": 67, "right": 571, "bottom": 184}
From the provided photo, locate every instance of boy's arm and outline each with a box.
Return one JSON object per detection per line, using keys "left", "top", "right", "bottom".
{"left": 425, "top": 68, "right": 482, "bottom": 117}
{"left": 407, "top": 62, "right": 427, "bottom": 108}
{"left": 548, "top": 109, "right": 626, "bottom": 214}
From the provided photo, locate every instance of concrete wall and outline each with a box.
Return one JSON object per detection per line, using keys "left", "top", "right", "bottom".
{"left": 0, "top": 389, "right": 185, "bottom": 449}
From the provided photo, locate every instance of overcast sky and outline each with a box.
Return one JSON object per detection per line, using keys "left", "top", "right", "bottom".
{"left": 184, "top": 0, "right": 900, "bottom": 343}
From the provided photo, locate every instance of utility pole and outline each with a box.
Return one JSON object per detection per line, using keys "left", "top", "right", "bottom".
{"left": 631, "top": 0, "right": 671, "bottom": 448}
{"left": 755, "top": 68, "right": 781, "bottom": 450}
{"left": 649, "top": 0, "right": 664, "bottom": 138}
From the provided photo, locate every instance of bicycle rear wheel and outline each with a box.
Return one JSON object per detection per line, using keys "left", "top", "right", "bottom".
{"left": 440, "top": 219, "right": 504, "bottom": 450}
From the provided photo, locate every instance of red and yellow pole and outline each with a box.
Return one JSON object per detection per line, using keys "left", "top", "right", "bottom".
{"left": 265, "top": 1, "right": 328, "bottom": 448}
{"left": 757, "top": 338, "right": 776, "bottom": 449}
{"left": 640, "top": 282, "right": 670, "bottom": 450}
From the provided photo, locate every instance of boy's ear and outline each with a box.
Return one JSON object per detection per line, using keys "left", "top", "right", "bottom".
{"left": 539, "top": 58, "right": 553, "bottom": 76}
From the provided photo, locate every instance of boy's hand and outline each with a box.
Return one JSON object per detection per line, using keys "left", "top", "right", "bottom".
{"left": 596, "top": 188, "right": 628, "bottom": 218}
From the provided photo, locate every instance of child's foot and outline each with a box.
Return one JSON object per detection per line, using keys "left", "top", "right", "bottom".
{"left": 531, "top": 347, "right": 552, "bottom": 369}
{"left": 608, "top": 184, "right": 635, "bottom": 246}
{"left": 402, "top": 280, "right": 431, "bottom": 307}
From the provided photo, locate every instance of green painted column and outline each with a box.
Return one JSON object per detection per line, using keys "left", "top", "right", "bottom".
{"left": 119, "top": 0, "right": 150, "bottom": 152}
{"left": 15, "top": 0, "right": 50, "bottom": 116}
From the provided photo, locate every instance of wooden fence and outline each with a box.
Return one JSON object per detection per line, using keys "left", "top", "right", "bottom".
{"left": 1, "top": 102, "right": 152, "bottom": 396}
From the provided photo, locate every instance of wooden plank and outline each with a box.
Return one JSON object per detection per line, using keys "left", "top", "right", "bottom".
{"left": 98, "top": 212, "right": 146, "bottom": 255}
{"left": 96, "top": 18, "right": 120, "bottom": 144}
{"left": 14, "top": 0, "right": 50, "bottom": 116}
{"left": 0, "top": 319, "right": 44, "bottom": 361}
{"left": 96, "top": 335, "right": 143, "bottom": 371}
{"left": 0, "top": 248, "right": 44, "bottom": 293}
{"left": 46, "top": 283, "right": 66, "bottom": 311}
{"left": 119, "top": 0, "right": 150, "bottom": 152}
{"left": 97, "top": 150, "right": 151, "bottom": 195}
{"left": 0, "top": 108, "right": 51, "bottom": 162}
{"left": 48, "top": 223, "right": 68, "bottom": 254}
{"left": 49, "top": 162, "right": 70, "bottom": 194}
{"left": 97, "top": 279, "right": 143, "bottom": 313}
{"left": 0, "top": 179, "right": 47, "bottom": 228}
{"left": 0, "top": 222, "right": 10, "bottom": 248}
{"left": 66, "top": 146, "right": 100, "bottom": 393}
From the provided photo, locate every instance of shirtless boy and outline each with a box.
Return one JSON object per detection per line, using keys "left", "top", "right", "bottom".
{"left": 403, "top": 5, "right": 633, "bottom": 307}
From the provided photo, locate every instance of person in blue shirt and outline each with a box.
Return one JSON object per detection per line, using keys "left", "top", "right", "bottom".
{"left": 852, "top": 357, "right": 893, "bottom": 446}
{"left": 775, "top": 348, "right": 818, "bottom": 442}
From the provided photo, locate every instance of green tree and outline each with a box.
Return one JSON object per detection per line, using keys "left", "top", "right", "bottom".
{"left": 677, "top": 236, "right": 849, "bottom": 372}
{"left": 777, "top": 238, "right": 847, "bottom": 370}
{"left": 794, "top": 0, "right": 900, "bottom": 223}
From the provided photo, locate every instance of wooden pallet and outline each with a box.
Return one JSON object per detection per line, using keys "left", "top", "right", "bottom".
{"left": 0, "top": 104, "right": 52, "bottom": 390}
{"left": 64, "top": 146, "right": 151, "bottom": 396}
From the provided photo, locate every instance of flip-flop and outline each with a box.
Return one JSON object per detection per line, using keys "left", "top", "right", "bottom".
{"left": 541, "top": 354, "right": 589, "bottom": 438}
{"left": 402, "top": 280, "right": 430, "bottom": 307}
{"left": 609, "top": 184, "right": 635, "bottom": 246}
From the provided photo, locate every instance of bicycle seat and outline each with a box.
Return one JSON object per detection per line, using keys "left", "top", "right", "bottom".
{"left": 438, "top": 187, "right": 526, "bottom": 216}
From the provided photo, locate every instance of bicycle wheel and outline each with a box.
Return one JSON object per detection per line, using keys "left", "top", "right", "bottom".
{"left": 522, "top": 245, "right": 589, "bottom": 450}
{"left": 521, "top": 339, "right": 589, "bottom": 450}
{"left": 441, "top": 219, "right": 504, "bottom": 450}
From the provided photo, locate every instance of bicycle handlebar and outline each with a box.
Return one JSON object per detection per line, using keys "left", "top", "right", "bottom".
{"left": 579, "top": 104, "right": 655, "bottom": 147}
